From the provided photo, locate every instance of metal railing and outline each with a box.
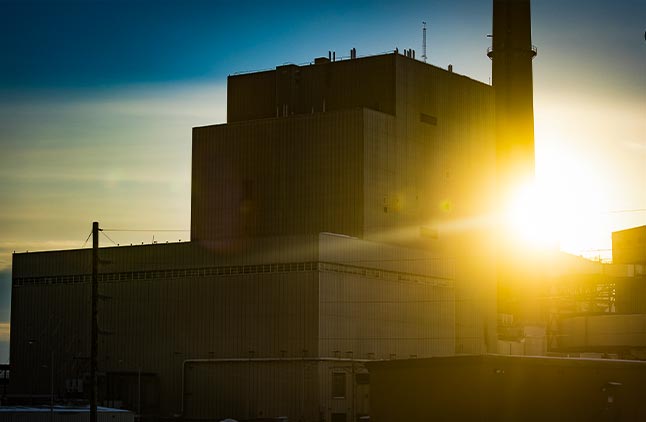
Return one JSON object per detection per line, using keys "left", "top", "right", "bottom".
{"left": 486, "top": 44, "right": 538, "bottom": 60}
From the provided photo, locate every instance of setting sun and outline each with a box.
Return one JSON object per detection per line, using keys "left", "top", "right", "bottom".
{"left": 504, "top": 182, "right": 560, "bottom": 250}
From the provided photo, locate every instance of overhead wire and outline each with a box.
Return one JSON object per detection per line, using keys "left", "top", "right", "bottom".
{"left": 100, "top": 231, "right": 118, "bottom": 246}
{"left": 102, "top": 229, "right": 189, "bottom": 232}
{"left": 81, "top": 231, "right": 93, "bottom": 248}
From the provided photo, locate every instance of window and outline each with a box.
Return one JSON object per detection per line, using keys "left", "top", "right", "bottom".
{"left": 332, "top": 372, "right": 346, "bottom": 398}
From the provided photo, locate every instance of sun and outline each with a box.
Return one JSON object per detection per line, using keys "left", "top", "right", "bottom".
{"left": 504, "top": 183, "right": 561, "bottom": 250}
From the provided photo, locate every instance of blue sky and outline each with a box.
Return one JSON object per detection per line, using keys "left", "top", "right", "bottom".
{"left": 0, "top": 0, "right": 644, "bottom": 363}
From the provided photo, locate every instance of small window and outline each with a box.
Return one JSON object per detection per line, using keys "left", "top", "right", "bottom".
{"left": 420, "top": 113, "right": 438, "bottom": 125}
{"left": 332, "top": 372, "right": 346, "bottom": 398}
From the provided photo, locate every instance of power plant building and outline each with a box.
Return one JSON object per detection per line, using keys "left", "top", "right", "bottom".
{"left": 11, "top": 1, "right": 622, "bottom": 420}
{"left": 10, "top": 53, "right": 498, "bottom": 421}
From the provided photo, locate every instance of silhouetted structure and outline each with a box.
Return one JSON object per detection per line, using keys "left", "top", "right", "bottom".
{"left": 612, "top": 225, "right": 646, "bottom": 265}
{"left": 489, "top": 0, "right": 537, "bottom": 203}
{"left": 12, "top": 1, "right": 638, "bottom": 421}
{"left": 547, "top": 227, "right": 646, "bottom": 359}
{"left": 10, "top": 52, "right": 496, "bottom": 422}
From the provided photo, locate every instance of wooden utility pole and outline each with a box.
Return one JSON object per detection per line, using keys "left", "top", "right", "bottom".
{"left": 90, "top": 222, "right": 99, "bottom": 422}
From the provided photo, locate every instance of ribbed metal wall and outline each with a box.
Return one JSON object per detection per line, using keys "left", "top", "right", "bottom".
{"left": 11, "top": 234, "right": 457, "bottom": 420}
{"left": 0, "top": 409, "right": 134, "bottom": 422}
{"left": 12, "top": 270, "right": 320, "bottom": 416}
{"left": 319, "top": 271, "right": 454, "bottom": 359}
{"left": 192, "top": 110, "right": 365, "bottom": 242}
{"left": 184, "top": 360, "right": 319, "bottom": 421}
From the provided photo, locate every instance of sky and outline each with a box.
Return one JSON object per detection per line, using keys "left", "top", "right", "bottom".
{"left": 0, "top": 0, "right": 644, "bottom": 363}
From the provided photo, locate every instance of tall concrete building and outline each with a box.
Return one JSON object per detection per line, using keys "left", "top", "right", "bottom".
{"left": 8, "top": 1, "right": 543, "bottom": 421}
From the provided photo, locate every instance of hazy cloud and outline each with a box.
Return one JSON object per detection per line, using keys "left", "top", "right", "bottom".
{"left": 0, "top": 322, "right": 8, "bottom": 364}
{"left": 0, "top": 269, "right": 10, "bottom": 321}
{"left": 0, "top": 82, "right": 220, "bottom": 271}
{"left": 0, "top": 323, "right": 8, "bottom": 341}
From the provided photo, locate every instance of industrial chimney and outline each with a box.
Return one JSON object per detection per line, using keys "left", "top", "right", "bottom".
{"left": 489, "top": 0, "right": 537, "bottom": 205}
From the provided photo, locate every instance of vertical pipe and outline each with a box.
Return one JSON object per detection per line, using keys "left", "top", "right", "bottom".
{"left": 90, "top": 221, "right": 99, "bottom": 422}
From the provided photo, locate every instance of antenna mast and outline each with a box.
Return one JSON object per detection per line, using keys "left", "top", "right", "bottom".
{"left": 422, "top": 21, "right": 427, "bottom": 63}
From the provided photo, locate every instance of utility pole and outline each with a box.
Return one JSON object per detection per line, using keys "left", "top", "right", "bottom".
{"left": 90, "top": 221, "right": 99, "bottom": 422}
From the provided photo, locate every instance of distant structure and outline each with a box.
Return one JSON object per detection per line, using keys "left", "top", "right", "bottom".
{"left": 612, "top": 225, "right": 646, "bottom": 265}
{"left": 550, "top": 226, "right": 646, "bottom": 359}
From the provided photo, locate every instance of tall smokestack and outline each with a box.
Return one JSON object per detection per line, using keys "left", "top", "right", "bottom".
{"left": 489, "top": 0, "right": 537, "bottom": 204}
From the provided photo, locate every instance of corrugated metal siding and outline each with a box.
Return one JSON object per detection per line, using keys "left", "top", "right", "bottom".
{"left": 318, "top": 270, "right": 455, "bottom": 359}
{"left": 318, "top": 233, "right": 455, "bottom": 280}
{"left": 392, "top": 56, "right": 496, "bottom": 355}
{"left": 192, "top": 110, "right": 365, "bottom": 241}
{"left": 184, "top": 360, "right": 319, "bottom": 422}
{"left": 0, "top": 410, "right": 133, "bottom": 422}
{"left": 12, "top": 235, "right": 322, "bottom": 279}
{"left": 11, "top": 267, "right": 319, "bottom": 417}
{"left": 184, "top": 359, "right": 371, "bottom": 422}
{"left": 317, "top": 234, "right": 456, "bottom": 359}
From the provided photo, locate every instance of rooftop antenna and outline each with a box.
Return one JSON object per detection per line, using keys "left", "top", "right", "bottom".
{"left": 422, "top": 21, "right": 427, "bottom": 63}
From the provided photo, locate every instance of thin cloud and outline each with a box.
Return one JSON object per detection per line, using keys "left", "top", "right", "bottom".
{"left": 0, "top": 323, "right": 9, "bottom": 341}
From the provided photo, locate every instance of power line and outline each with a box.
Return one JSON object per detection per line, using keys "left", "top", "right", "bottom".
{"left": 100, "top": 231, "right": 118, "bottom": 246}
{"left": 102, "top": 228, "right": 190, "bottom": 232}
{"left": 82, "top": 231, "right": 93, "bottom": 248}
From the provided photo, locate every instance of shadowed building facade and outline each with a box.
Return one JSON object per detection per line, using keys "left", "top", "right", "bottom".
{"left": 10, "top": 53, "right": 497, "bottom": 422}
